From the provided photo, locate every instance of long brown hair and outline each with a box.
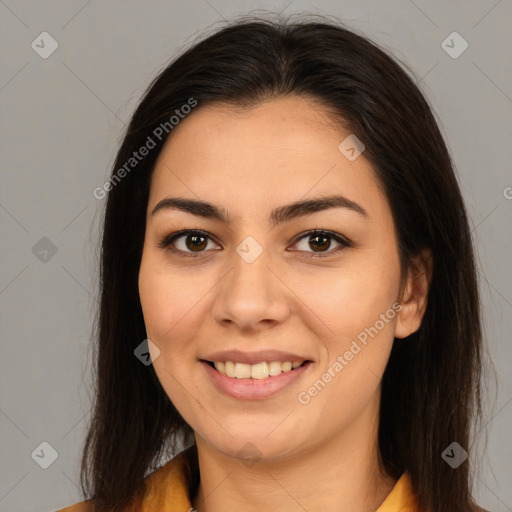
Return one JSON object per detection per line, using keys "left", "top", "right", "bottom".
{"left": 81, "top": 14, "right": 486, "bottom": 512}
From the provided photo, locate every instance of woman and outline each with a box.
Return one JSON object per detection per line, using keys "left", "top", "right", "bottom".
{"left": 57, "top": 14, "right": 487, "bottom": 512}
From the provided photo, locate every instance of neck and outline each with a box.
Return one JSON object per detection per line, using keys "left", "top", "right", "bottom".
{"left": 191, "top": 397, "right": 397, "bottom": 512}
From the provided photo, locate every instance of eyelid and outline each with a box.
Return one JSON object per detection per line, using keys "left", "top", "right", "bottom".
{"left": 157, "top": 229, "right": 220, "bottom": 255}
{"left": 158, "top": 228, "right": 353, "bottom": 258}
{"left": 288, "top": 229, "right": 352, "bottom": 253}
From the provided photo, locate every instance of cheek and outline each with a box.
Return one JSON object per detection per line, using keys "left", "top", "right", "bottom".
{"left": 137, "top": 255, "right": 219, "bottom": 408}
{"left": 313, "top": 265, "right": 399, "bottom": 410}
{"left": 296, "top": 258, "right": 401, "bottom": 345}
{"left": 138, "top": 256, "right": 209, "bottom": 414}
{"left": 292, "top": 257, "right": 400, "bottom": 408}
{"left": 138, "top": 255, "right": 207, "bottom": 342}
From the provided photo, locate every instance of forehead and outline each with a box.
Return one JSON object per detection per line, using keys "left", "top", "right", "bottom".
{"left": 148, "top": 96, "right": 386, "bottom": 221}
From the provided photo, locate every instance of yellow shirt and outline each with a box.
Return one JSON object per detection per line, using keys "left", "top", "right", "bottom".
{"left": 55, "top": 445, "right": 422, "bottom": 512}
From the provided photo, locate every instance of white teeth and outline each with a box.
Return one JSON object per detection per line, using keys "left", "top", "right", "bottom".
{"left": 281, "top": 362, "right": 292, "bottom": 372}
{"left": 224, "top": 361, "right": 236, "bottom": 378}
{"left": 251, "top": 362, "right": 269, "bottom": 380}
{"left": 213, "top": 360, "right": 305, "bottom": 379}
{"left": 268, "top": 361, "right": 282, "bottom": 376}
{"left": 235, "top": 363, "right": 251, "bottom": 378}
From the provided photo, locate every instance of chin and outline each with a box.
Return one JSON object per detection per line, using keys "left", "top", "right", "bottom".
{"left": 202, "top": 429, "right": 305, "bottom": 464}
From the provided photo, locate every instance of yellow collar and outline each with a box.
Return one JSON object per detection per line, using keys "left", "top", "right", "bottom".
{"left": 56, "top": 445, "right": 422, "bottom": 511}
{"left": 140, "top": 445, "right": 421, "bottom": 512}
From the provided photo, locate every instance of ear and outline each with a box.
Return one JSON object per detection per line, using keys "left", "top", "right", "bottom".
{"left": 394, "top": 248, "right": 433, "bottom": 339}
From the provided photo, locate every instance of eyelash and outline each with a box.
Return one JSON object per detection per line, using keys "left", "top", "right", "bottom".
{"left": 157, "top": 229, "right": 353, "bottom": 259}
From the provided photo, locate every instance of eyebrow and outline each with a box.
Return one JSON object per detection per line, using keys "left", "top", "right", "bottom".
{"left": 151, "top": 194, "right": 368, "bottom": 225}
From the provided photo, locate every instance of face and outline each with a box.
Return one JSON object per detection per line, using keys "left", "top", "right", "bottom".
{"left": 138, "top": 96, "right": 411, "bottom": 461}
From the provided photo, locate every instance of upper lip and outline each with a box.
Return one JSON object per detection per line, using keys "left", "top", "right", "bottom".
{"left": 201, "top": 349, "right": 313, "bottom": 365}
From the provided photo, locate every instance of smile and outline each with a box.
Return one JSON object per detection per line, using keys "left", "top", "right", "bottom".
{"left": 207, "top": 360, "right": 306, "bottom": 379}
{"left": 200, "top": 359, "right": 313, "bottom": 400}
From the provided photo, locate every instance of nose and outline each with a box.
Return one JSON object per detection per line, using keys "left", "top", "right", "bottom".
{"left": 211, "top": 245, "right": 291, "bottom": 333}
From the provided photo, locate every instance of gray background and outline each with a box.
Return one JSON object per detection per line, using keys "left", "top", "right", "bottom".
{"left": 0, "top": 1, "right": 511, "bottom": 511}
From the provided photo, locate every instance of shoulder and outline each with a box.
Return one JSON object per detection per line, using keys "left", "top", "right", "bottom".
{"left": 54, "top": 445, "right": 196, "bottom": 512}
{"left": 54, "top": 500, "right": 94, "bottom": 512}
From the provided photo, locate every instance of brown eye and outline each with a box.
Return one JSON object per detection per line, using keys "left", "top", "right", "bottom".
{"left": 290, "top": 229, "right": 352, "bottom": 257}
{"left": 158, "top": 230, "right": 220, "bottom": 257}
{"left": 308, "top": 234, "right": 331, "bottom": 252}
{"left": 159, "top": 228, "right": 352, "bottom": 259}
{"left": 184, "top": 233, "right": 208, "bottom": 252}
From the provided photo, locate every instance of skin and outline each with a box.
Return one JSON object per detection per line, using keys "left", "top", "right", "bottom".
{"left": 138, "top": 96, "right": 431, "bottom": 512}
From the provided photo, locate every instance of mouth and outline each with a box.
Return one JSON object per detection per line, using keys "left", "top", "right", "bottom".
{"left": 200, "top": 358, "right": 314, "bottom": 400}
{"left": 200, "top": 359, "right": 312, "bottom": 380}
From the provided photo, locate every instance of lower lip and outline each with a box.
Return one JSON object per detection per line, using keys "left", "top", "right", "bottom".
{"left": 201, "top": 360, "right": 313, "bottom": 400}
